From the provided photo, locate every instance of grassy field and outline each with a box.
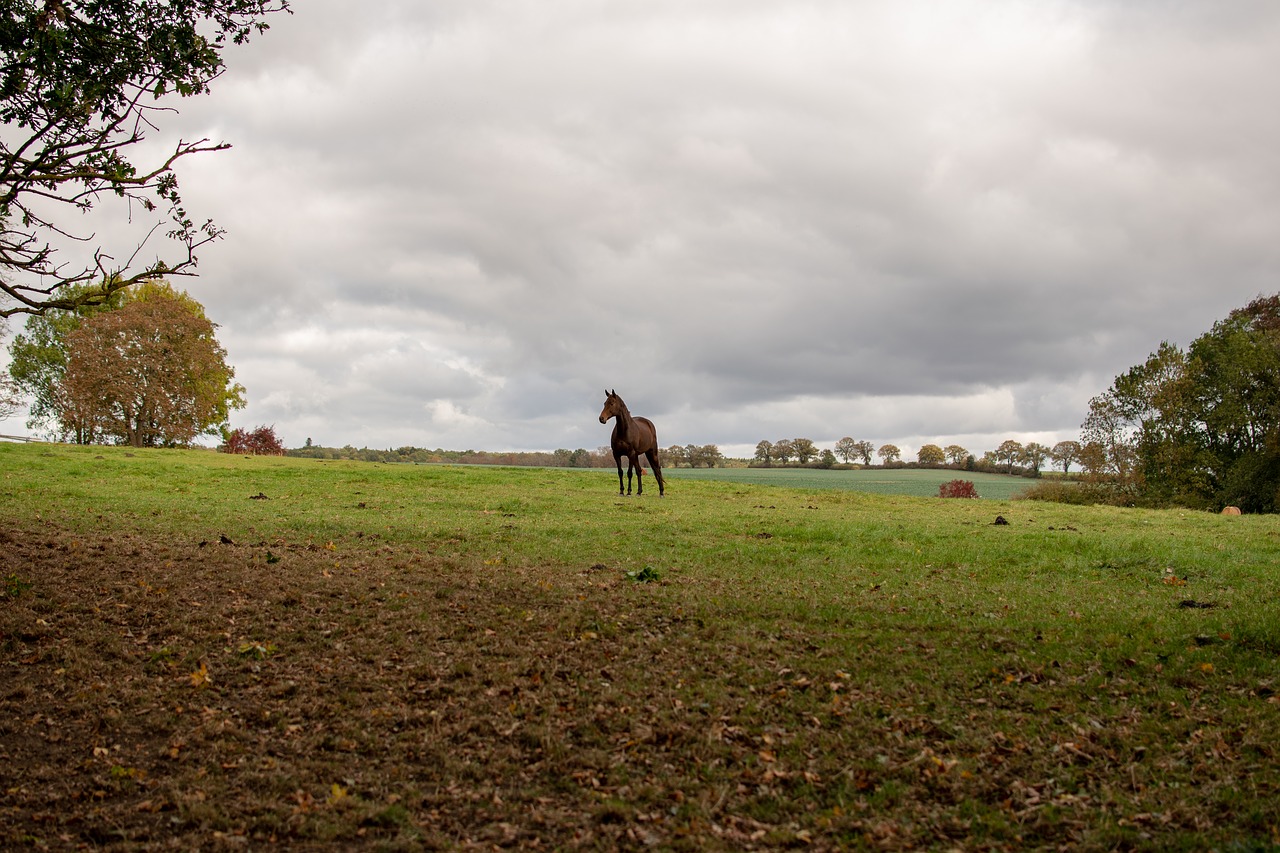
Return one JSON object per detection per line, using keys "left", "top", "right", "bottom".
{"left": 663, "top": 467, "right": 1038, "bottom": 501}
{"left": 2, "top": 443, "right": 1279, "bottom": 850}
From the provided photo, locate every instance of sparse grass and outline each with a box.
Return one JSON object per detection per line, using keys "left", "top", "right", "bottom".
{"left": 2, "top": 443, "right": 1279, "bottom": 850}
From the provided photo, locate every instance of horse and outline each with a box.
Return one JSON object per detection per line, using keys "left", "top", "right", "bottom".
{"left": 598, "top": 389, "right": 666, "bottom": 497}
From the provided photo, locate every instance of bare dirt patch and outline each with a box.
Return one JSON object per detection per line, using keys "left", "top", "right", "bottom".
{"left": 3, "top": 523, "right": 839, "bottom": 849}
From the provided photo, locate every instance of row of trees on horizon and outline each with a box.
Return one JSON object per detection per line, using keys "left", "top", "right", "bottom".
{"left": 750, "top": 437, "right": 1086, "bottom": 475}
{"left": 280, "top": 437, "right": 1075, "bottom": 476}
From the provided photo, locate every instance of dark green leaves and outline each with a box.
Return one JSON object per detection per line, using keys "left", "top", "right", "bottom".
{"left": 0, "top": 0, "right": 290, "bottom": 316}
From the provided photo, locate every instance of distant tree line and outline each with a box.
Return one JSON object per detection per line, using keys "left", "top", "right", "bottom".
{"left": 285, "top": 443, "right": 728, "bottom": 469}
{"left": 748, "top": 436, "right": 1092, "bottom": 479}
{"left": 660, "top": 444, "right": 724, "bottom": 468}
{"left": 287, "top": 445, "right": 609, "bottom": 467}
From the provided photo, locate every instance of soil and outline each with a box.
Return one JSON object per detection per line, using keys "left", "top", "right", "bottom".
{"left": 1, "top": 522, "right": 840, "bottom": 850}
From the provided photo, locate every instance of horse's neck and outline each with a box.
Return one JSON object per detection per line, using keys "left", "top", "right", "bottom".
{"left": 615, "top": 405, "right": 638, "bottom": 434}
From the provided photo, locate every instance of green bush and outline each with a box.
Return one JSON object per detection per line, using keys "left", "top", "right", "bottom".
{"left": 1019, "top": 479, "right": 1135, "bottom": 507}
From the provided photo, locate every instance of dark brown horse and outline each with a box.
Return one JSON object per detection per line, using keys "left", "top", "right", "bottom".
{"left": 598, "top": 389, "right": 665, "bottom": 497}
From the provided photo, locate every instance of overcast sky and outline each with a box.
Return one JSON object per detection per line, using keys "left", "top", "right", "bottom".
{"left": 5, "top": 0, "right": 1280, "bottom": 459}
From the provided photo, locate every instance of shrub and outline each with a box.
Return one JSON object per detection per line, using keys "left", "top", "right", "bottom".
{"left": 222, "top": 425, "right": 286, "bottom": 456}
{"left": 939, "top": 479, "right": 979, "bottom": 499}
{"left": 1018, "top": 479, "right": 1136, "bottom": 507}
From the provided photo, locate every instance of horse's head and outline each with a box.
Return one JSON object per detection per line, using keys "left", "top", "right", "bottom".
{"left": 599, "top": 389, "right": 621, "bottom": 424}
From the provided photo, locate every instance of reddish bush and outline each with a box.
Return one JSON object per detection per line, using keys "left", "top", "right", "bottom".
{"left": 221, "top": 429, "right": 249, "bottom": 454}
{"left": 222, "top": 425, "right": 286, "bottom": 456}
{"left": 249, "top": 426, "right": 286, "bottom": 456}
{"left": 939, "top": 479, "right": 979, "bottom": 499}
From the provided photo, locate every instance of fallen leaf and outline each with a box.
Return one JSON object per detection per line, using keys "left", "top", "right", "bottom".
{"left": 188, "top": 662, "right": 212, "bottom": 689}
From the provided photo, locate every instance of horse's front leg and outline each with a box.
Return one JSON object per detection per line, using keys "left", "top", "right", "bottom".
{"left": 615, "top": 456, "right": 626, "bottom": 496}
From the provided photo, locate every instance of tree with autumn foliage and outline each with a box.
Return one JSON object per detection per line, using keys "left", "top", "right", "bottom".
{"left": 833, "top": 437, "right": 858, "bottom": 464}
{"left": 753, "top": 440, "right": 773, "bottom": 466}
{"left": 1051, "top": 440, "right": 1082, "bottom": 473}
{"left": 7, "top": 281, "right": 129, "bottom": 438}
{"left": 995, "top": 440, "right": 1024, "bottom": 474}
{"left": 772, "top": 439, "right": 795, "bottom": 465}
{"left": 916, "top": 443, "right": 945, "bottom": 466}
{"left": 791, "top": 438, "right": 818, "bottom": 465}
{"left": 1020, "top": 442, "right": 1051, "bottom": 476}
{"left": 852, "top": 440, "right": 875, "bottom": 466}
{"left": 57, "top": 283, "right": 244, "bottom": 446}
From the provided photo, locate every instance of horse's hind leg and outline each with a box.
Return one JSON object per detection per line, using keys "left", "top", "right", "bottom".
{"left": 615, "top": 456, "right": 625, "bottom": 496}
{"left": 646, "top": 450, "right": 665, "bottom": 497}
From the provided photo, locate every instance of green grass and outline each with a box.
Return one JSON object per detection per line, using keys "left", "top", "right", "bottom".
{"left": 663, "top": 465, "right": 1041, "bottom": 500}
{"left": 2, "top": 442, "right": 1279, "bottom": 850}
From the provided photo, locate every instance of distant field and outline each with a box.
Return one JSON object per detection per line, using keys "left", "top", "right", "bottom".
{"left": 662, "top": 465, "right": 1040, "bottom": 500}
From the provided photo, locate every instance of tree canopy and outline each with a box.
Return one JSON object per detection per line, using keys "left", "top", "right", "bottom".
{"left": 7, "top": 281, "right": 127, "bottom": 436}
{"left": 8, "top": 281, "right": 243, "bottom": 444}
{"left": 995, "top": 440, "right": 1023, "bottom": 474}
{"left": 1083, "top": 295, "right": 1280, "bottom": 511}
{"left": 916, "top": 443, "right": 945, "bottom": 466}
{"left": 790, "top": 438, "right": 818, "bottom": 465}
{"left": 753, "top": 440, "right": 773, "bottom": 465}
{"left": 1021, "top": 442, "right": 1050, "bottom": 475}
{"left": 852, "top": 440, "right": 875, "bottom": 466}
{"left": 61, "top": 284, "right": 244, "bottom": 445}
{"left": 0, "top": 0, "right": 289, "bottom": 317}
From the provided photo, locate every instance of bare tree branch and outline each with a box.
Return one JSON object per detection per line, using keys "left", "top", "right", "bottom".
{"left": 0, "top": 0, "right": 289, "bottom": 318}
